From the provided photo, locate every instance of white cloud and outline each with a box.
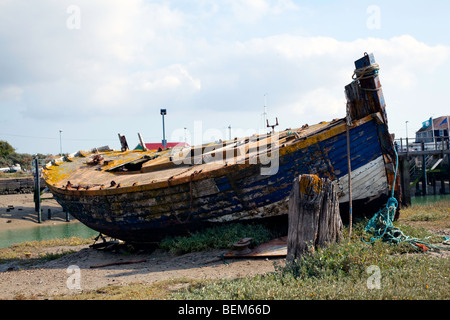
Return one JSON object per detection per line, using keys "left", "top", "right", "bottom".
{"left": 225, "top": 0, "right": 300, "bottom": 23}
{"left": 291, "top": 87, "right": 346, "bottom": 117}
{"left": 1, "top": 1, "right": 450, "bottom": 154}
{"left": 86, "top": 1, "right": 186, "bottom": 63}
{"left": 135, "top": 65, "right": 201, "bottom": 93}
{"left": 0, "top": 86, "right": 23, "bottom": 102}
{"left": 91, "top": 77, "right": 129, "bottom": 107}
{"left": 272, "top": 0, "right": 300, "bottom": 14}
{"left": 228, "top": 0, "right": 270, "bottom": 23}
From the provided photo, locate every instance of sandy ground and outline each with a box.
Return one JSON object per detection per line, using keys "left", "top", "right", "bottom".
{"left": 0, "top": 193, "right": 77, "bottom": 230}
{"left": 0, "top": 193, "right": 285, "bottom": 299}
{"left": 0, "top": 244, "right": 284, "bottom": 299}
{"left": 1, "top": 193, "right": 448, "bottom": 300}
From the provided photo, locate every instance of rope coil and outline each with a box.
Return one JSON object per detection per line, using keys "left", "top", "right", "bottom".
{"left": 352, "top": 63, "right": 380, "bottom": 82}
{"left": 352, "top": 63, "right": 382, "bottom": 92}
{"left": 362, "top": 144, "right": 449, "bottom": 252}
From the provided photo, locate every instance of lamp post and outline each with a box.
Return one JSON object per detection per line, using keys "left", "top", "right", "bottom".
{"left": 161, "top": 109, "right": 167, "bottom": 149}
{"left": 59, "top": 130, "right": 63, "bottom": 156}
{"left": 405, "top": 121, "right": 408, "bottom": 139}
{"left": 405, "top": 121, "right": 409, "bottom": 151}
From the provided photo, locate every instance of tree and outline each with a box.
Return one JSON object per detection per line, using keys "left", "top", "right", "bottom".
{"left": 0, "top": 140, "right": 15, "bottom": 158}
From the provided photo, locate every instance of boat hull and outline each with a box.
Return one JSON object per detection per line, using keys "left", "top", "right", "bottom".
{"left": 47, "top": 115, "right": 396, "bottom": 243}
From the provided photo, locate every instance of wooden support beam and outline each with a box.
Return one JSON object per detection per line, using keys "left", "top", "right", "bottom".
{"left": 432, "top": 174, "right": 437, "bottom": 195}
{"left": 138, "top": 133, "right": 148, "bottom": 151}
{"left": 118, "top": 133, "right": 129, "bottom": 152}
{"left": 399, "top": 157, "right": 411, "bottom": 207}
{"left": 421, "top": 142, "right": 428, "bottom": 196}
{"left": 33, "top": 158, "right": 41, "bottom": 223}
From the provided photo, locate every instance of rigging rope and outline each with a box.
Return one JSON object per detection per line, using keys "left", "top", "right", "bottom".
{"left": 361, "top": 135, "right": 450, "bottom": 252}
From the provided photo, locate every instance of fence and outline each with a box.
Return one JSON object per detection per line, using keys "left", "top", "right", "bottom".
{"left": 395, "top": 136, "right": 450, "bottom": 154}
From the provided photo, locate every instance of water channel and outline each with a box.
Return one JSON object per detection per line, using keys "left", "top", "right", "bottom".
{"left": 0, "top": 222, "right": 97, "bottom": 249}
{"left": 411, "top": 194, "right": 450, "bottom": 205}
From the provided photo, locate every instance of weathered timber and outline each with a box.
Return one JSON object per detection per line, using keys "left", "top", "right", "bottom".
{"left": 287, "top": 175, "right": 342, "bottom": 262}
{"left": 33, "top": 158, "right": 42, "bottom": 223}
{"left": 399, "top": 156, "right": 412, "bottom": 207}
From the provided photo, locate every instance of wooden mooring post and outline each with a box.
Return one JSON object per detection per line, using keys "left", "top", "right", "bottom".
{"left": 287, "top": 175, "right": 343, "bottom": 263}
{"left": 399, "top": 156, "right": 412, "bottom": 206}
{"left": 33, "top": 157, "right": 42, "bottom": 223}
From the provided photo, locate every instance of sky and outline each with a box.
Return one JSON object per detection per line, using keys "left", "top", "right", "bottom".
{"left": 0, "top": 0, "right": 449, "bottom": 155}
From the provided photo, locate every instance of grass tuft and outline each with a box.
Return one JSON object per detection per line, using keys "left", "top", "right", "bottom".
{"left": 159, "top": 223, "right": 273, "bottom": 255}
{"left": 400, "top": 199, "right": 450, "bottom": 229}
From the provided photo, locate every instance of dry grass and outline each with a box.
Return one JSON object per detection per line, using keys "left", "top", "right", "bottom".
{"left": 3, "top": 199, "right": 449, "bottom": 300}
{"left": 61, "top": 213, "right": 450, "bottom": 300}
{"left": 399, "top": 199, "right": 450, "bottom": 230}
{"left": 170, "top": 217, "right": 450, "bottom": 300}
{"left": 61, "top": 278, "right": 198, "bottom": 300}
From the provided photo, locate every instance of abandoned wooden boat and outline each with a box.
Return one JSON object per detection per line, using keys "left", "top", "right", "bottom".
{"left": 42, "top": 53, "right": 400, "bottom": 243}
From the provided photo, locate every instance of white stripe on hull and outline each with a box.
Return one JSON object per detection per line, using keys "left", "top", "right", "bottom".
{"left": 335, "top": 155, "right": 389, "bottom": 203}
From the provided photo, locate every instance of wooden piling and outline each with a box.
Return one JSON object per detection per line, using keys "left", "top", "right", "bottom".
{"left": 287, "top": 175, "right": 342, "bottom": 263}
{"left": 421, "top": 142, "right": 427, "bottom": 196}
{"left": 399, "top": 156, "right": 411, "bottom": 206}
{"left": 34, "top": 158, "right": 42, "bottom": 223}
{"left": 432, "top": 174, "right": 437, "bottom": 195}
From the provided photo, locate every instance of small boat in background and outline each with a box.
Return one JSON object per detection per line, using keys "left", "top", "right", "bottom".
{"left": 43, "top": 53, "right": 400, "bottom": 244}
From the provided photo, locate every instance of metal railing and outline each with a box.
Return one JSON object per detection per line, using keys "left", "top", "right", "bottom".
{"left": 395, "top": 136, "right": 450, "bottom": 153}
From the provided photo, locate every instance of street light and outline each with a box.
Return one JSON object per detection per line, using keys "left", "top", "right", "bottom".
{"left": 59, "top": 130, "right": 63, "bottom": 156}
{"left": 405, "top": 121, "right": 409, "bottom": 152}
{"left": 160, "top": 109, "right": 167, "bottom": 150}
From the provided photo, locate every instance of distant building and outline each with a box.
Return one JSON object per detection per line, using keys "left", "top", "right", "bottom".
{"left": 134, "top": 142, "right": 190, "bottom": 151}
{"left": 415, "top": 115, "right": 449, "bottom": 143}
